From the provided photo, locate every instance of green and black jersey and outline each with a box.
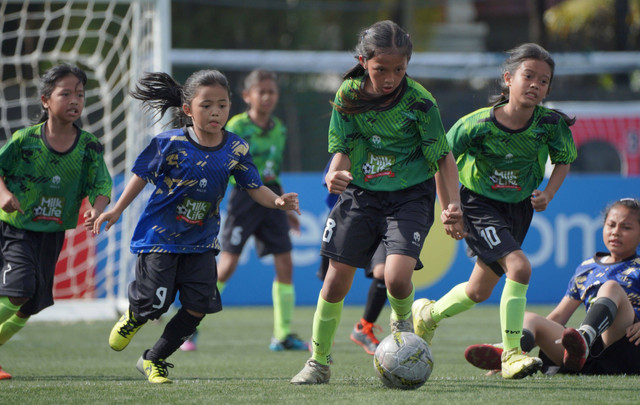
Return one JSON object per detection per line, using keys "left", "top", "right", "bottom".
{"left": 447, "top": 104, "right": 577, "bottom": 203}
{"left": 328, "top": 76, "right": 449, "bottom": 192}
{"left": 226, "top": 112, "right": 287, "bottom": 187}
{"left": 0, "top": 122, "right": 112, "bottom": 232}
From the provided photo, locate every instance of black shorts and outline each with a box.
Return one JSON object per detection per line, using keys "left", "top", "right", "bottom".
{"left": 316, "top": 240, "right": 387, "bottom": 281}
{"left": 220, "top": 185, "right": 292, "bottom": 257}
{"left": 0, "top": 222, "right": 65, "bottom": 316}
{"left": 461, "top": 186, "right": 533, "bottom": 276}
{"left": 320, "top": 179, "right": 435, "bottom": 269}
{"left": 128, "top": 251, "right": 222, "bottom": 320}
{"left": 540, "top": 333, "right": 640, "bottom": 375}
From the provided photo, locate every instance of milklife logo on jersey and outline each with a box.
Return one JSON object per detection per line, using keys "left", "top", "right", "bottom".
{"left": 489, "top": 169, "right": 521, "bottom": 190}
{"left": 32, "top": 195, "right": 64, "bottom": 224}
{"left": 362, "top": 152, "right": 395, "bottom": 181}
{"left": 176, "top": 197, "right": 211, "bottom": 225}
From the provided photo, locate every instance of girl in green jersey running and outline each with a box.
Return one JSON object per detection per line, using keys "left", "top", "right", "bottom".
{"left": 291, "top": 20, "right": 463, "bottom": 385}
{"left": 0, "top": 65, "right": 112, "bottom": 379}
{"left": 413, "top": 43, "right": 577, "bottom": 380}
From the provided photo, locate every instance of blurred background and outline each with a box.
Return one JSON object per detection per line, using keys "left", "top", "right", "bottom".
{"left": 1, "top": 0, "right": 639, "bottom": 315}
{"left": 168, "top": 0, "right": 640, "bottom": 173}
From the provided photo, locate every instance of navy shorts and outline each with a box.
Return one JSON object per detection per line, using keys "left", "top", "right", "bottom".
{"left": 320, "top": 179, "right": 435, "bottom": 269}
{"left": 540, "top": 332, "right": 640, "bottom": 375}
{"left": 220, "top": 184, "right": 292, "bottom": 257}
{"left": 461, "top": 186, "right": 533, "bottom": 276}
{"left": 128, "top": 251, "right": 222, "bottom": 320}
{"left": 0, "top": 222, "right": 65, "bottom": 316}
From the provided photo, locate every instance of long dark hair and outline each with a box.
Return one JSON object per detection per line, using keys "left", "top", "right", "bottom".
{"left": 333, "top": 20, "right": 412, "bottom": 115}
{"left": 490, "top": 43, "right": 575, "bottom": 126}
{"left": 38, "top": 64, "right": 87, "bottom": 123}
{"left": 130, "top": 69, "right": 231, "bottom": 127}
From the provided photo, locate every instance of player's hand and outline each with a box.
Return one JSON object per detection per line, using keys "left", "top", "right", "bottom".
{"left": 93, "top": 210, "right": 121, "bottom": 234}
{"left": 626, "top": 322, "right": 640, "bottom": 345}
{"left": 442, "top": 203, "right": 466, "bottom": 240}
{"left": 276, "top": 192, "right": 300, "bottom": 215}
{"left": 0, "top": 192, "right": 24, "bottom": 214}
{"left": 82, "top": 207, "right": 102, "bottom": 230}
{"left": 531, "top": 189, "right": 551, "bottom": 212}
{"left": 325, "top": 170, "right": 352, "bottom": 194}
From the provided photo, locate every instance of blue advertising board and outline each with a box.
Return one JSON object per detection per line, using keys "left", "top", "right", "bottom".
{"left": 215, "top": 174, "right": 640, "bottom": 306}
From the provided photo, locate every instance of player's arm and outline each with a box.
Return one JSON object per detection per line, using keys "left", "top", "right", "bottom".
{"left": 546, "top": 295, "right": 581, "bottom": 325}
{"left": 531, "top": 163, "right": 570, "bottom": 212}
{"left": 435, "top": 152, "right": 465, "bottom": 239}
{"left": 325, "top": 152, "right": 352, "bottom": 194}
{"left": 0, "top": 176, "right": 23, "bottom": 214}
{"left": 83, "top": 194, "right": 111, "bottom": 229}
{"left": 93, "top": 174, "right": 146, "bottom": 234}
{"left": 246, "top": 186, "right": 301, "bottom": 215}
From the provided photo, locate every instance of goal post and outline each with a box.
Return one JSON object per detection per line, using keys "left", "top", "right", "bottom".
{"left": 0, "top": 0, "right": 170, "bottom": 320}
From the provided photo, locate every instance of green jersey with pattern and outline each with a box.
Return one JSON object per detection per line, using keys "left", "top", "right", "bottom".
{"left": 447, "top": 104, "right": 577, "bottom": 203}
{"left": 0, "top": 122, "right": 112, "bottom": 232}
{"left": 328, "top": 76, "right": 449, "bottom": 191}
{"left": 226, "top": 112, "right": 287, "bottom": 186}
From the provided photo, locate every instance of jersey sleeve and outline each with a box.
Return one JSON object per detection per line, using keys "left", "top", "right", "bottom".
{"left": 547, "top": 118, "right": 577, "bottom": 165}
{"left": 446, "top": 117, "right": 474, "bottom": 160}
{"left": 0, "top": 133, "right": 20, "bottom": 177}
{"left": 417, "top": 101, "right": 449, "bottom": 163}
{"left": 84, "top": 139, "right": 113, "bottom": 205}
{"left": 230, "top": 139, "right": 263, "bottom": 190}
{"left": 131, "top": 136, "right": 164, "bottom": 185}
{"left": 327, "top": 83, "right": 353, "bottom": 155}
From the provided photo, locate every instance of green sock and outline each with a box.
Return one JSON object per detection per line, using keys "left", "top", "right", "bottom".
{"left": 216, "top": 280, "right": 226, "bottom": 294}
{"left": 500, "top": 278, "right": 528, "bottom": 351}
{"left": 431, "top": 282, "right": 476, "bottom": 323}
{"left": 387, "top": 285, "right": 414, "bottom": 321}
{"left": 311, "top": 294, "right": 343, "bottom": 366}
{"left": 272, "top": 281, "right": 294, "bottom": 340}
{"left": 0, "top": 314, "right": 27, "bottom": 345}
{"left": 0, "top": 296, "right": 20, "bottom": 325}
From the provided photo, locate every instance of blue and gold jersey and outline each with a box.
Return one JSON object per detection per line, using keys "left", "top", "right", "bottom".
{"left": 130, "top": 127, "right": 262, "bottom": 254}
{"left": 447, "top": 104, "right": 577, "bottom": 203}
{"left": 566, "top": 253, "right": 640, "bottom": 320}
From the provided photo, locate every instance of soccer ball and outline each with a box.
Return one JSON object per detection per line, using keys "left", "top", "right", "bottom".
{"left": 373, "top": 331, "right": 433, "bottom": 390}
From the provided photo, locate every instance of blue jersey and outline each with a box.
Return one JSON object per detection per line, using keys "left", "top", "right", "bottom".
{"left": 565, "top": 253, "right": 640, "bottom": 320}
{"left": 130, "top": 127, "right": 262, "bottom": 254}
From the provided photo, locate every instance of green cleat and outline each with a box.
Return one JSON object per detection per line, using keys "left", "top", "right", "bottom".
{"left": 501, "top": 348, "right": 542, "bottom": 379}
{"left": 136, "top": 351, "right": 174, "bottom": 384}
{"left": 412, "top": 298, "right": 438, "bottom": 345}
{"left": 109, "top": 309, "right": 146, "bottom": 351}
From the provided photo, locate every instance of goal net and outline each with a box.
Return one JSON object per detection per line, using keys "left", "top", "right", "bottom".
{"left": 0, "top": 0, "right": 170, "bottom": 320}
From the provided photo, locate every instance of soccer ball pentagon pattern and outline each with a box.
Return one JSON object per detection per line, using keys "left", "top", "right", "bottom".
{"left": 373, "top": 331, "right": 433, "bottom": 390}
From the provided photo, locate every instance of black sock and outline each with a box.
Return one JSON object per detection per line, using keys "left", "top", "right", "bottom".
{"left": 147, "top": 308, "right": 203, "bottom": 361}
{"left": 580, "top": 297, "right": 617, "bottom": 347}
{"left": 362, "top": 278, "right": 386, "bottom": 323}
{"left": 520, "top": 328, "right": 535, "bottom": 352}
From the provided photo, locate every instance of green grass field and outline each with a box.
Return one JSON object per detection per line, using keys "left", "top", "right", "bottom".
{"left": 0, "top": 305, "right": 636, "bottom": 404}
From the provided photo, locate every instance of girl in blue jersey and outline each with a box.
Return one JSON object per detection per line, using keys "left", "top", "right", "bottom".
{"left": 291, "top": 20, "right": 463, "bottom": 385}
{"left": 93, "top": 70, "right": 300, "bottom": 384}
{"left": 0, "top": 65, "right": 112, "bottom": 380}
{"left": 413, "top": 43, "right": 577, "bottom": 379}
{"left": 466, "top": 198, "right": 640, "bottom": 375}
